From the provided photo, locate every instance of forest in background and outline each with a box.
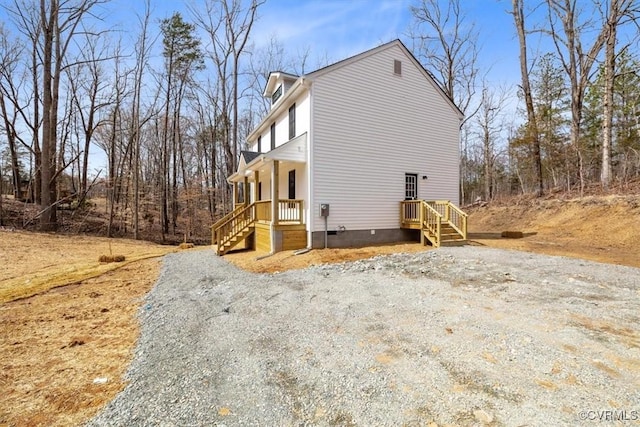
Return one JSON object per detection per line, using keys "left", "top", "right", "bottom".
{"left": 0, "top": 0, "right": 638, "bottom": 241}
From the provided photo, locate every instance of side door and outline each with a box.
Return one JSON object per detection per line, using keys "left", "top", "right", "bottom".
{"left": 405, "top": 173, "right": 418, "bottom": 200}
{"left": 404, "top": 173, "right": 419, "bottom": 221}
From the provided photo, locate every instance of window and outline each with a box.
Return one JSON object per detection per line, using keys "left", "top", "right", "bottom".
{"left": 288, "top": 170, "right": 296, "bottom": 200}
{"left": 258, "top": 182, "right": 262, "bottom": 201}
{"left": 270, "top": 123, "right": 276, "bottom": 150}
{"left": 288, "top": 103, "right": 296, "bottom": 140}
{"left": 271, "top": 84, "right": 283, "bottom": 104}
{"left": 405, "top": 173, "right": 417, "bottom": 200}
{"left": 394, "top": 59, "right": 402, "bottom": 76}
{"left": 257, "top": 135, "right": 262, "bottom": 153}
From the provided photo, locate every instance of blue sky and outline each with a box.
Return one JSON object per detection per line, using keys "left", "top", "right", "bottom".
{"left": 83, "top": 0, "right": 525, "bottom": 171}
{"left": 106, "top": 0, "right": 522, "bottom": 87}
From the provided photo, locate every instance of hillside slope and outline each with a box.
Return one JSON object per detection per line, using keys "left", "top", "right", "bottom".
{"left": 467, "top": 194, "right": 640, "bottom": 268}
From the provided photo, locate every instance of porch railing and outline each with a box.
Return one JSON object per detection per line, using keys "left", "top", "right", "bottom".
{"left": 255, "top": 200, "right": 271, "bottom": 222}
{"left": 426, "top": 200, "right": 467, "bottom": 239}
{"left": 278, "top": 199, "right": 304, "bottom": 223}
{"left": 422, "top": 202, "right": 443, "bottom": 247}
{"left": 210, "top": 204, "right": 245, "bottom": 244}
{"left": 400, "top": 200, "right": 468, "bottom": 247}
{"left": 252, "top": 199, "right": 304, "bottom": 224}
{"left": 401, "top": 200, "right": 421, "bottom": 227}
{"left": 214, "top": 203, "right": 255, "bottom": 252}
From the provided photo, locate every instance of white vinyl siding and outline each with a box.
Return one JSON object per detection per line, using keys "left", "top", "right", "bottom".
{"left": 310, "top": 44, "right": 460, "bottom": 232}
{"left": 249, "top": 91, "right": 311, "bottom": 153}
{"left": 254, "top": 161, "right": 307, "bottom": 204}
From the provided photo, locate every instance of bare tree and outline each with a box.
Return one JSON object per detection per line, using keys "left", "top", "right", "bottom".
{"left": 409, "top": 0, "right": 481, "bottom": 203}
{"left": 130, "top": 0, "right": 154, "bottom": 239}
{"left": 512, "top": 0, "right": 544, "bottom": 196}
{"left": 0, "top": 24, "right": 25, "bottom": 200}
{"left": 409, "top": 0, "right": 480, "bottom": 119}
{"left": 246, "top": 35, "right": 286, "bottom": 121}
{"left": 191, "top": 0, "right": 264, "bottom": 211}
{"left": 5, "top": 1, "right": 43, "bottom": 203}
{"left": 223, "top": 0, "right": 261, "bottom": 173}
{"left": 476, "top": 84, "right": 510, "bottom": 200}
{"left": 545, "top": 0, "right": 610, "bottom": 195}
{"left": 26, "top": 0, "right": 105, "bottom": 230}
{"left": 66, "top": 35, "right": 111, "bottom": 197}
{"left": 601, "top": 0, "right": 637, "bottom": 190}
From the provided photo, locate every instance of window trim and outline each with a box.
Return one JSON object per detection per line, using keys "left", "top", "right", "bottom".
{"left": 288, "top": 103, "right": 296, "bottom": 140}
{"left": 288, "top": 169, "right": 296, "bottom": 200}
{"left": 271, "top": 84, "right": 283, "bottom": 104}
{"left": 270, "top": 123, "right": 276, "bottom": 150}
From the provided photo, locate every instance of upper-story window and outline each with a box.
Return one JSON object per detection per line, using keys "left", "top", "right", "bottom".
{"left": 394, "top": 59, "right": 402, "bottom": 76}
{"left": 271, "top": 84, "right": 283, "bottom": 104}
{"left": 288, "top": 103, "right": 296, "bottom": 140}
{"left": 270, "top": 123, "right": 276, "bottom": 150}
{"left": 257, "top": 135, "right": 262, "bottom": 153}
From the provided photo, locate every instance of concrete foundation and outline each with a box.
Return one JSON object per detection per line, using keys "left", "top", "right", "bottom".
{"left": 311, "top": 228, "right": 419, "bottom": 249}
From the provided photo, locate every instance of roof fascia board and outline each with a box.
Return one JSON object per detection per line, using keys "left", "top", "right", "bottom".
{"left": 248, "top": 78, "right": 308, "bottom": 142}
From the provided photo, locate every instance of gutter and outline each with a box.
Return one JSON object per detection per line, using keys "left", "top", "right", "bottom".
{"left": 246, "top": 77, "right": 309, "bottom": 142}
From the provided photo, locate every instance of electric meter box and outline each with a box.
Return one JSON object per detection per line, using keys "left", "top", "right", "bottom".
{"left": 320, "top": 204, "right": 330, "bottom": 217}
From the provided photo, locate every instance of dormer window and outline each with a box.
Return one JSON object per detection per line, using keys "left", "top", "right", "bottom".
{"left": 271, "top": 84, "right": 283, "bottom": 104}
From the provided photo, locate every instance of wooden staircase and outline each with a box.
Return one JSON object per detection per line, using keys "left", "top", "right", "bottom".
{"left": 211, "top": 203, "right": 256, "bottom": 256}
{"left": 401, "top": 200, "right": 468, "bottom": 248}
{"left": 439, "top": 223, "right": 466, "bottom": 245}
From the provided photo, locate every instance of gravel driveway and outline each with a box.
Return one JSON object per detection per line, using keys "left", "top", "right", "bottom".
{"left": 88, "top": 247, "right": 640, "bottom": 427}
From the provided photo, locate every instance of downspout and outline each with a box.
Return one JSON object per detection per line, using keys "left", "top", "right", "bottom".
{"left": 304, "top": 76, "right": 314, "bottom": 251}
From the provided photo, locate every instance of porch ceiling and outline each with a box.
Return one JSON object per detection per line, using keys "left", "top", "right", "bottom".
{"left": 228, "top": 132, "right": 307, "bottom": 183}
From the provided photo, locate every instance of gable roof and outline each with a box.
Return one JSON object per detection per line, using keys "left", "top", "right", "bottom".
{"left": 247, "top": 39, "right": 464, "bottom": 142}
{"left": 240, "top": 150, "right": 261, "bottom": 164}
{"left": 306, "top": 39, "right": 463, "bottom": 120}
{"left": 263, "top": 71, "right": 299, "bottom": 97}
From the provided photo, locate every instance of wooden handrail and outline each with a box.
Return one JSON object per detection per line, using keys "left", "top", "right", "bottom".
{"left": 447, "top": 203, "right": 468, "bottom": 239}
{"left": 213, "top": 203, "right": 255, "bottom": 253}
{"left": 255, "top": 200, "right": 271, "bottom": 222}
{"left": 422, "top": 202, "right": 443, "bottom": 248}
{"left": 210, "top": 205, "right": 244, "bottom": 230}
{"left": 400, "top": 199, "right": 467, "bottom": 247}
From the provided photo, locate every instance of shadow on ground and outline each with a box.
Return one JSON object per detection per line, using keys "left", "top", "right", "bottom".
{"left": 468, "top": 231, "right": 537, "bottom": 240}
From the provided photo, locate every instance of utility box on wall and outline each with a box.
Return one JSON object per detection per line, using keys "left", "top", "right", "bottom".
{"left": 320, "top": 203, "right": 330, "bottom": 217}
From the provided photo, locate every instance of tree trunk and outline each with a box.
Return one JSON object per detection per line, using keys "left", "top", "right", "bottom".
{"left": 39, "top": 0, "right": 57, "bottom": 231}
{"left": 512, "top": 0, "right": 543, "bottom": 197}
{"left": 0, "top": 94, "right": 22, "bottom": 200}
{"left": 601, "top": 0, "right": 621, "bottom": 190}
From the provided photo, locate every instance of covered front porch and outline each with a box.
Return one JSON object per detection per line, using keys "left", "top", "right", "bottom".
{"left": 211, "top": 134, "right": 309, "bottom": 255}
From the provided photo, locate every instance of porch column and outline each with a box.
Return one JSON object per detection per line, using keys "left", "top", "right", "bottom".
{"left": 253, "top": 170, "right": 259, "bottom": 202}
{"left": 243, "top": 175, "right": 249, "bottom": 205}
{"left": 271, "top": 160, "right": 279, "bottom": 226}
{"left": 232, "top": 181, "right": 238, "bottom": 209}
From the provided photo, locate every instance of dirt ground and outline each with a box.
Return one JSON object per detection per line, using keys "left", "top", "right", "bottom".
{"left": 0, "top": 232, "right": 175, "bottom": 427}
{"left": 1, "top": 194, "right": 640, "bottom": 426}
{"left": 465, "top": 194, "right": 640, "bottom": 269}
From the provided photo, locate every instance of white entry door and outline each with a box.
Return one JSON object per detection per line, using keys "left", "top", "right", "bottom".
{"left": 405, "top": 173, "right": 418, "bottom": 200}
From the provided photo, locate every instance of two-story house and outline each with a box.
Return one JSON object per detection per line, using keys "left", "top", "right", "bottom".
{"left": 212, "top": 39, "right": 467, "bottom": 255}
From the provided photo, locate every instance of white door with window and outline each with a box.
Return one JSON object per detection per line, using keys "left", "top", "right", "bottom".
{"left": 405, "top": 173, "right": 418, "bottom": 200}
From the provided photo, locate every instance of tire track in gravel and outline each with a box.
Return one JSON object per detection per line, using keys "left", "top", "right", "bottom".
{"left": 88, "top": 246, "right": 640, "bottom": 427}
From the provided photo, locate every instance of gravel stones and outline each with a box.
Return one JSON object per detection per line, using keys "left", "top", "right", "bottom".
{"left": 88, "top": 246, "right": 640, "bottom": 427}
